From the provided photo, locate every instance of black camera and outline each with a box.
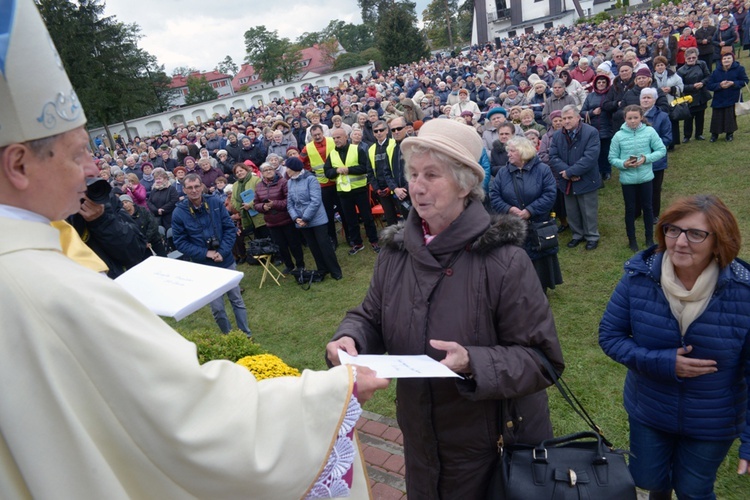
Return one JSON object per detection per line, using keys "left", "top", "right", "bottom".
{"left": 85, "top": 178, "right": 112, "bottom": 204}
{"left": 206, "top": 237, "right": 220, "bottom": 250}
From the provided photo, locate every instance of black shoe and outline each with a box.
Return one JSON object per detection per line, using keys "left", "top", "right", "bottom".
{"left": 602, "top": 172, "right": 611, "bottom": 181}
{"left": 567, "top": 238, "right": 583, "bottom": 248}
{"left": 682, "top": 137, "right": 690, "bottom": 143}
{"left": 281, "top": 267, "right": 293, "bottom": 275}
{"left": 710, "top": 135, "right": 718, "bottom": 142}
{"left": 629, "top": 240, "right": 639, "bottom": 253}
{"left": 331, "top": 274, "right": 343, "bottom": 280}
{"left": 726, "top": 134, "right": 734, "bottom": 142}
{"left": 557, "top": 224, "right": 569, "bottom": 233}
{"left": 645, "top": 239, "right": 655, "bottom": 247}
{"left": 585, "top": 240, "right": 599, "bottom": 251}
{"left": 696, "top": 135, "right": 705, "bottom": 141}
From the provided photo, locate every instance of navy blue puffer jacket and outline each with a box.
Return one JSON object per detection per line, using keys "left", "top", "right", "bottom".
{"left": 599, "top": 248, "right": 750, "bottom": 460}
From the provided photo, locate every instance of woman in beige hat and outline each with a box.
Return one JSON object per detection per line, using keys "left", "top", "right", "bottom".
{"left": 327, "top": 119, "right": 564, "bottom": 498}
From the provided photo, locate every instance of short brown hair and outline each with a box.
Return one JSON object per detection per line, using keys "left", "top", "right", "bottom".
{"left": 653, "top": 55, "right": 669, "bottom": 67}
{"left": 656, "top": 194, "right": 741, "bottom": 268}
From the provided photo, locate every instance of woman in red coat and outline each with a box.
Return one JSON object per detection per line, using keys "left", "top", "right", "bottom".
{"left": 676, "top": 27, "right": 698, "bottom": 67}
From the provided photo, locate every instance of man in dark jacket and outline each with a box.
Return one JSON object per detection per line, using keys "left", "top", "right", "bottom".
{"left": 548, "top": 106, "right": 601, "bottom": 250}
{"left": 67, "top": 185, "right": 147, "bottom": 278}
{"left": 171, "top": 174, "right": 252, "bottom": 337}
{"left": 324, "top": 128, "right": 379, "bottom": 255}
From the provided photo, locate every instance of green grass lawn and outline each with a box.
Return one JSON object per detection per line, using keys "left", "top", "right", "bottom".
{"left": 167, "top": 113, "right": 750, "bottom": 498}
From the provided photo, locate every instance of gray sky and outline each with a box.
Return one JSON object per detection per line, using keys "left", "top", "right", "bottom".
{"left": 102, "top": 0, "right": 431, "bottom": 75}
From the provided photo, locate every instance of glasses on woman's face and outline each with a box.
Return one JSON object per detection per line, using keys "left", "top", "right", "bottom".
{"left": 663, "top": 224, "right": 712, "bottom": 243}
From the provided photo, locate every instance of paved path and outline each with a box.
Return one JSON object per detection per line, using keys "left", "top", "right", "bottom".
{"left": 357, "top": 410, "right": 406, "bottom": 500}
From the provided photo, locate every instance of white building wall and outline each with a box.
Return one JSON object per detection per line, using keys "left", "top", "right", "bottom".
{"left": 523, "top": 2, "right": 549, "bottom": 22}
{"left": 88, "top": 63, "right": 374, "bottom": 140}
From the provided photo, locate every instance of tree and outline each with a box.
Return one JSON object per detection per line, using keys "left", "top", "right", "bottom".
{"left": 244, "top": 25, "right": 302, "bottom": 84}
{"left": 215, "top": 55, "right": 239, "bottom": 76}
{"left": 297, "top": 20, "right": 374, "bottom": 54}
{"left": 184, "top": 76, "right": 219, "bottom": 105}
{"left": 358, "top": 0, "right": 393, "bottom": 26}
{"left": 172, "top": 66, "right": 198, "bottom": 77}
{"left": 36, "top": 0, "right": 169, "bottom": 131}
{"left": 333, "top": 53, "right": 368, "bottom": 71}
{"left": 375, "top": 1, "right": 429, "bottom": 69}
{"left": 423, "top": 0, "right": 459, "bottom": 49}
{"left": 456, "top": 0, "right": 473, "bottom": 43}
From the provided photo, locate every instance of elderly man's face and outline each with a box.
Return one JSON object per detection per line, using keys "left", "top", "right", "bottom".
{"left": 332, "top": 129, "right": 348, "bottom": 148}
{"left": 25, "top": 127, "right": 97, "bottom": 221}
{"left": 562, "top": 110, "right": 580, "bottom": 130}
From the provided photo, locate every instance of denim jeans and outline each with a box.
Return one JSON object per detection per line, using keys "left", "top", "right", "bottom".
{"left": 209, "top": 263, "right": 251, "bottom": 336}
{"left": 628, "top": 417, "right": 734, "bottom": 499}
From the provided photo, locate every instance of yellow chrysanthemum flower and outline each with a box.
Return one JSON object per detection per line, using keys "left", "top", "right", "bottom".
{"left": 236, "top": 354, "right": 301, "bottom": 380}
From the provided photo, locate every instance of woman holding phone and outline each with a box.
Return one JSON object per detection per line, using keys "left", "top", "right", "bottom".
{"left": 609, "top": 105, "right": 667, "bottom": 252}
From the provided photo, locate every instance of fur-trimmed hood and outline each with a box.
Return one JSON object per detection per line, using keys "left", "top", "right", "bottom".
{"left": 380, "top": 212, "right": 527, "bottom": 254}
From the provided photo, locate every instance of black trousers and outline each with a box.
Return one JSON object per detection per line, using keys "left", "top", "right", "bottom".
{"left": 300, "top": 224, "right": 342, "bottom": 278}
{"left": 379, "top": 193, "right": 410, "bottom": 226}
{"left": 339, "top": 187, "right": 379, "bottom": 246}
{"left": 321, "top": 185, "right": 348, "bottom": 245}
{"left": 683, "top": 108, "right": 706, "bottom": 139}
{"left": 268, "top": 223, "right": 305, "bottom": 270}
{"left": 623, "top": 181, "right": 653, "bottom": 242}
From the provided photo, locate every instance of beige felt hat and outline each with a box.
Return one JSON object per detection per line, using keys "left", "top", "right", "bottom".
{"left": 401, "top": 119, "right": 484, "bottom": 182}
{"left": 0, "top": 0, "right": 87, "bottom": 148}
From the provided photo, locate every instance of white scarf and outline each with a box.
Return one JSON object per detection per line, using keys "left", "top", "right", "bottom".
{"left": 660, "top": 252, "right": 719, "bottom": 336}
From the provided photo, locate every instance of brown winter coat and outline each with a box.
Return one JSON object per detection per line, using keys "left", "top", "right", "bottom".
{"left": 332, "top": 201, "right": 564, "bottom": 498}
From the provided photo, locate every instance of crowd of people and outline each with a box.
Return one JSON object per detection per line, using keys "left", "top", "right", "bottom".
{"left": 28, "top": 0, "right": 750, "bottom": 498}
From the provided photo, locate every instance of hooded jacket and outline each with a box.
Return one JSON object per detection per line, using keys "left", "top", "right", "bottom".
{"left": 331, "top": 201, "right": 564, "bottom": 498}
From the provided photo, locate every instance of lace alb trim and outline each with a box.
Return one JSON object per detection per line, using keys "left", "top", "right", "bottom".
{"left": 305, "top": 378, "right": 362, "bottom": 498}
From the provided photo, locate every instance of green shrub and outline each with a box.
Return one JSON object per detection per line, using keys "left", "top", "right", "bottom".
{"left": 179, "top": 329, "right": 264, "bottom": 364}
{"left": 360, "top": 47, "right": 384, "bottom": 70}
{"left": 577, "top": 11, "right": 611, "bottom": 25}
{"left": 334, "top": 53, "right": 368, "bottom": 71}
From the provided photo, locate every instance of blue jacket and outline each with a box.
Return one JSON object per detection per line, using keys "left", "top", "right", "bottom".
{"left": 609, "top": 122, "right": 666, "bottom": 185}
{"left": 599, "top": 248, "right": 750, "bottom": 458}
{"left": 490, "top": 155, "right": 557, "bottom": 223}
{"left": 708, "top": 61, "right": 750, "bottom": 109}
{"left": 286, "top": 170, "right": 328, "bottom": 229}
{"left": 171, "top": 194, "right": 236, "bottom": 268}
{"left": 643, "top": 106, "right": 672, "bottom": 172}
{"left": 548, "top": 122, "right": 601, "bottom": 195}
{"left": 490, "top": 156, "right": 558, "bottom": 260}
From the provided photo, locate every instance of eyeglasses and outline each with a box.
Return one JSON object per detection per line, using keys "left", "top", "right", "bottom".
{"left": 373, "top": 128, "right": 386, "bottom": 133}
{"left": 663, "top": 224, "right": 712, "bottom": 243}
{"left": 390, "top": 126, "right": 406, "bottom": 133}
{"left": 261, "top": 168, "right": 275, "bottom": 172}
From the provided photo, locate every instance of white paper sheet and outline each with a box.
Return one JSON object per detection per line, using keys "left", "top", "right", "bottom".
{"left": 115, "top": 256, "right": 243, "bottom": 320}
{"left": 338, "top": 350, "right": 461, "bottom": 379}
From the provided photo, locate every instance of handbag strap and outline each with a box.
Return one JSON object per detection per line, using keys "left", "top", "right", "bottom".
{"left": 532, "top": 348, "right": 614, "bottom": 449}
{"left": 738, "top": 82, "right": 749, "bottom": 104}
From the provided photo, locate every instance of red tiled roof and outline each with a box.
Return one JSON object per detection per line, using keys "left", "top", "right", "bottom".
{"left": 169, "top": 70, "right": 233, "bottom": 89}
{"left": 231, "top": 63, "right": 257, "bottom": 92}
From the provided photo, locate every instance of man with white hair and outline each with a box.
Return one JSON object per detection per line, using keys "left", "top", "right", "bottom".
{"left": 548, "top": 105, "right": 602, "bottom": 251}
{"left": 0, "top": 1, "right": 388, "bottom": 496}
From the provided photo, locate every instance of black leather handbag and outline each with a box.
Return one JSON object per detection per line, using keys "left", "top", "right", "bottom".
{"left": 487, "top": 350, "right": 636, "bottom": 500}
{"left": 510, "top": 171, "right": 558, "bottom": 251}
{"left": 501, "top": 431, "right": 635, "bottom": 500}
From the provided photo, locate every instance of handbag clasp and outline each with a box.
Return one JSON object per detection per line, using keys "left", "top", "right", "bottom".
{"left": 568, "top": 468, "right": 577, "bottom": 487}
